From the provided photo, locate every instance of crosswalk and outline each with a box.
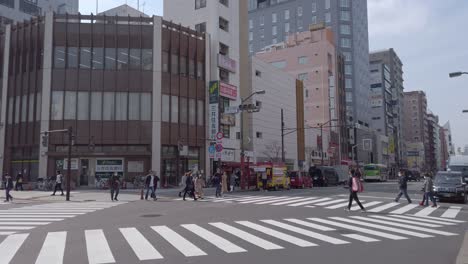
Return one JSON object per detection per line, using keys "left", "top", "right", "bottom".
{"left": 0, "top": 201, "right": 125, "bottom": 236}
{"left": 1, "top": 214, "right": 463, "bottom": 263}
{"left": 178, "top": 195, "right": 465, "bottom": 219}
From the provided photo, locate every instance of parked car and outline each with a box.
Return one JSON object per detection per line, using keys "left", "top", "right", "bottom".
{"left": 288, "top": 171, "right": 312, "bottom": 189}
{"left": 309, "top": 166, "right": 340, "bottom": 187}
{"left": 433, "top": 171, "right": 466, "bottom": 203}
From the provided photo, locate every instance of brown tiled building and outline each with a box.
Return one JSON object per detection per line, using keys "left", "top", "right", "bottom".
{"left": 0, "top": 13, "right": 208, "bottom": 188}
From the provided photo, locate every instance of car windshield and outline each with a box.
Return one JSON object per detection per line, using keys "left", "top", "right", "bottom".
{"left": 289, "top": 172, "right": 297, "bottom": 178}
{"left": 449, "top": 166, "right": 468, "bottom": 176}
{"left": 435, "top": 174, "right": 462, "bottom": 184}
{"left": 364, "top": 165, "right": 376, "bottom": 170}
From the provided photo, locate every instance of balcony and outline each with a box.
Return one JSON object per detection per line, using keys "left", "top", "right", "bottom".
{"left": 20, "top": 0, "right": 42, "bottom": 16}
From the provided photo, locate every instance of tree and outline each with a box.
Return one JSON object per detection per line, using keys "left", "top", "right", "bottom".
{"left": 263, "top": 141, "right": 284, "bottom": 162}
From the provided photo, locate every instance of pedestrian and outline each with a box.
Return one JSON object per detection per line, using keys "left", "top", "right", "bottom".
{"left": 178, "top": 172, "right": 188, "bottom": 197}
{"left": 423, "top": 173, "right": 437, "bottom": 207}
{"left": 51, "top": 170, "right": 64, "bottom": 196}
{"left": 213, "top": 171, "right": 222, "bottom": 198}
{"left": 194, "top": 173, "right": 205, "bottom": 199}
{"left": 15, "top": 173, "right": 24, "bottom": 191}
{"left": 345, "top": 169, "right": 365, "bottom": 212}
{"left": 261, "top": 172, "right": 268, "bottom": 191}
{"left": 4, "top": 173, "right": 13, "bottom": 202}
{"left": 419, "top": 174, "right": 428, "bottom": 206}
{"left": 230, "top": 171, "right": 236, "bottom": 192}
{"left": 145, "top": 171, "right": 159, "bottom": 201}
{"left": 395, "top": 170, "right": 412, "bottom": 203}
{"left": 109, "top": 172, "right": 120, "bottom": 201}
{"left": 221, "top": 171, "right": 228, "bottom": 197}
{"left": 183, "top": 172, "right": 197, "bottom": 201}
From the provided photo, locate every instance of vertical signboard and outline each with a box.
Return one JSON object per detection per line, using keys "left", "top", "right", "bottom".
{"left": 209, "top": 81, "right": 220, "bottom": 140}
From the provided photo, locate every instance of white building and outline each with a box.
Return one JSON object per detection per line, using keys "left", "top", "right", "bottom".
{"left": 0, "top": 0, "right": 78, "bottom": 24}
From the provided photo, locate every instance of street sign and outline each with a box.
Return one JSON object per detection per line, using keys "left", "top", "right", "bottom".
{"left": 363, "top": 139, "right": 372, "bottom": 151}
{"left": 215, "top": 144, "right": 223, "bottom": 153}
{"left": 208, "top": 145, "right": 216, "bottom": 154}
{"left": 216, "top": 132, "right": 224, "bottom": 141}
{"left": 225, "top": 106, "right": 239, "bottom": 114}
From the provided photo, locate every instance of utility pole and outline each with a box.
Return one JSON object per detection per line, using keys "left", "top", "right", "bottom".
{"left": 320, "top": 124, "right": 324, "bottom": 166}
{"left": 281, "top": 108, "right": 285, "bottom": 162}
{"left": 66, "top": 127, "right": 72, "bottom": 201}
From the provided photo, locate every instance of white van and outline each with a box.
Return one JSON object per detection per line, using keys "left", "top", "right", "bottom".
{"left": 448, "top": 156, "right": 468, "bottom": 183}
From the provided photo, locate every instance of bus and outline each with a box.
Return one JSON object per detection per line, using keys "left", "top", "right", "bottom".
{"left": 448, "top": 156, "right": 468, "bottom": 183}
{"left": 363, "top": 164, "right": 388, "bottom": 182}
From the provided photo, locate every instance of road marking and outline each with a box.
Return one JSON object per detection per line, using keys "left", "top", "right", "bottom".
{"left": 351, "top": 201, "right": 382, "bottom": 211}
{"left": 85, "top": 229, "right": 116, "bottom": 264}
{"left": 238, "top": 196, "right": 278, "bottom": 204}
{"left": 236, "top": 221, "right": 317, "bottom": 247}
{"left": 308, "top": 218, "right": 407, "bottom": 240}
{"left": 0, "top": 212, "right": 84, "bottom": 215}
{"left": 0, "top": 222, "right": 50, "bottom": 225}
{"left": 410, "top": 215, "right": 465, "bottom": 223}
{"left": 255, "top": 197, "right": 303, "bottom": 205}
{"left": 366, "top": 202, "right": 400, "bottom": 212}
{"left": 325, "top": 200, "right": 366, "bottom": 209}
{"left": 9, "top": 209, "right": 95, "bottom": 212}
{"left": 287, "top": 198, "right": 329, "bottom": 207}
{"left": 0, "top": 226, "right": 35, "bottom": 230}
{"left": 368, "top": 215, "right": 442, "bottom": 228}
{"left": 389, "top": 204, "right": 419, "bottom": 214}
{"left": 0, "top": 218, "right": 62, "bottom": 222}
{"left": 120, "top": 228, "right": 163, "bottom": 260}
{"left": 284, "top": 218, "right": 336, "bottom": 231}
{"left": 271, "top": 197, "right": 318, "bottom": 206}
{"left": 182, "top": 224, "right": 247, "bottom": 253}
{"left": 210, "top": 222, "right": 283, "bottom": 250}
{"left": 0, "top": 233, "right": 29, "bottom": 264}
{"left": 0, "top": 215, "right": 74, "bottom": 218}
{"left": 212, "top": 196, "right": 260, "bottom": 203}
{"left": 441, "top": 206, "right": 462, "bottom": 218}
{"left": 261, "top": 220, "right": 349, "bottom": 245}
{"left": 341, "top": 234, "right": 380, "bottom": 242}
{"left": 330, "top": 217, "right": 433, "bottom": 238}
{"left": 350, "top": 216, "right": 457, "bottom": 236}
{"left": 414, "top": 206, "right": 438, "bottom": 217}
{"left": 35, "top": 231, "right": 66, "bottom": 264}
{"left": 389, "top": 215, "right": 457, "bottom": 225}
{"left": 314, "top": 199, "right": 347, "bottom": 206}
{"left": 151, "top": 226, "right": 207, "bottom": 257}
{"left": 0, "top": 232, "right": 16, "bottom": 235}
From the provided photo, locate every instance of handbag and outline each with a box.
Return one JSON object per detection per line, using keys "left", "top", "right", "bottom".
{"left": 352, "top": 178, "right": 364, "bottom": 192}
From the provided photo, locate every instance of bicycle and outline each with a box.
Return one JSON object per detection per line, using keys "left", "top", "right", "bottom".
{"left": 95, "top": 178, "right": 108, "bottom": 189}
{"left": 37, "top": 177, "right": 54, "bottom": 191}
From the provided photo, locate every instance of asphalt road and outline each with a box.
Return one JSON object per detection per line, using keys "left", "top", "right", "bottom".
{"left": 0, "top": 181, "right": 467, "bottom": 264}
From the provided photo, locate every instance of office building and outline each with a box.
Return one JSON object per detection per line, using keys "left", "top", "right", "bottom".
{"left": 427, "top": 112, "right": 441, "bottom": 172}
{"left": 403, "top": 91, "right": 428, "bottom": 170}
{"left": 0, "top": 0, "right": 78, "bottom": 25}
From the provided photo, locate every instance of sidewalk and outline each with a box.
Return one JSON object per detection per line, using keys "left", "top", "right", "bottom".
{"left": 456, "top": 231, "right": 468, "bottom": 264}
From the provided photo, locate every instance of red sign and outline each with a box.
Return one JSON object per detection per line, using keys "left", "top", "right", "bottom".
{"left": 215, "top": 144, "right": 224, "bottom": 152}
{"left": 216, "top": 132, "right": 224, "bottom": 140}
{"left": 220, "top": 82, "right": 238, "bottom": 100}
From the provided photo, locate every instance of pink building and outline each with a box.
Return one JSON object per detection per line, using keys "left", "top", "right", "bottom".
{"left": 256, "top": 26, "right": 347, "bottom": 166}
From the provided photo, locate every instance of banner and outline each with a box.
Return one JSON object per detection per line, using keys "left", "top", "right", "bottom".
{"left": 209, "top": 104, "right": 219, "bottom": 140}
{"left": 96, "top": 159, "right": 124, "bottom": 172}
{"left": 220, "top": 82, "right": 238, "bottom": 100}
{"left": 209, "top": 81, "right": 219, "bottom": 104}
{"left": 220, "top": 113, "right": 236, "bottom": 126}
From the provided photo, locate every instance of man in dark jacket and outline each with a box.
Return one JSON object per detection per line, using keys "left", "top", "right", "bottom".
{"left": 15, "top": 173, "right": 24, "bottom": 191}
{"left": 183, "top": 173, "right": 197, "bottom": 201}
{"left": 109, "top": 173, "right": 120, "bottom": 201}
{"left": 145, "top": 171, "right": 159, "bottom": 201}
{"left": 4, "top": 173, "right": 13, "bottom": 202}
{"left": 395, "top": 170, "right": 412, "bottom": 203}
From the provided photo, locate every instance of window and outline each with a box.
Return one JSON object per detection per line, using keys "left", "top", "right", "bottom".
{"left": 189, "top": 99, "right": 196, "bottom": 126}
{"left": 171, "top": 96, "right": 179, "bottom": 123}
{"left": 180, "top": 56, "right": 187, "bottom": 76}
{"left": 220, "top": 68, "right": 229, "bottom": 82}
{"left": 272, "top": 12, "right": 277, "bottom": 23}
{"left": 259, "top": 15, "right": 264, "bottom": 26}
{"left": 105, "top": 48, "right": 116, "bottom": 69}
{"left": 54, "top": 46, "right": 66, "bottom": 68}
{"left": 219, "top": 0, "right": 228, "bottom": 7}
{"left": 103, "top": 92, "right": 115, "bottom": 120}
{"left": 256, "top": 101, "right": 262, "bottom": 108}
{"left": 20, "top": 95, "right": 26, "bottom": 123}
{"left": 297, "top": 6, "right": 303, "bottom": 16}
{"left": 255, "top": 70, "right": 262, "bottom": 77}
{"left": 341, "top": 11, "right": 351, "bottom": 21}
{"left": 129, "top": 93, "right": 140, "bottom": 120}
{"left": 272, "top": 25, "right": 277, "bottom": 36}
{"left": 14, "top": 96, "right": 19, "bottom": 124}
{"left": 142, "top": 49, "right": 153, "bottom": 70}
{"left": 325, "top": 13, "right": 331, "bottom": 23}
{"left": 256, "top": 132, "right": 263, "bottom": 138}
{"left": 28, "top": 94, "right": 34, "bottom": 122}
{"left": 305, "top": 89, "right": 309, "bottom": 98}
{"left": 90, "top": 92, "right": 102, "bottom": 120}
{"left": 79, "top": 47, "right": 91, "bottom": 69}
{"left": 345, "top": 65, "right": 352, "bottom": 75}
{"left": 117, "top": 48, "right": 129, "bottom": 70}
{"left": 259, "top": 28, "right": 265, "bottom": 38}
{"left": 197, "top": 100, "right": 204, "bottom": 126}
{"left": 64, "top": 91, "right": 76, "bottom": 120}
{"left": 129, "top": 49, "right": 141, "bottom": 70}
{"left": 340, "top": 0, "right": 349, "bottom": 8}
{"left": 197, "top": 61, "right": 204, "bottom": 79}
{"left": 77, "top": 92, "right": 89, "bottom": 120}
{"left": 236, "top": 132, "right": 241, "bottom": 140}
{"left": 141, "top": 93, "right": 152, "bottom": 121}
{"left": 249, "top": 44, "right": 253, "bottom": 53}
{"left": 343, "top": 52, "right": 352, "bottom": 62}
{"left": 171, "top": 54, "right": 179, "bottom": 74}
{"left": 221, "top": 125, "right": 230, "bottom": 139}
{"left": 67, "top": 47, "right": 78, "bottom": 68}
{"left": 284, "top": 22, "right": 290, "bottom": 32}
{"left": 312, "top": 2, "right": 316, "bottom": 12}
{"left": 92, "top": 47, "right": 104, "bottom": 69}
{"left": 371, "top": 83, "right": 382, "bottom": 88}
{"left": 249, "top": 19, "right": 253, "bottom": 29}
{"left": 340, "top": 24, "right": 351, "bottom": 35}
{"left": 298, "top": 73, "right": 308, "bottom": 81}
{"left": 325, "top": 0, "right": 330, "bottom": 9}
{"left": 297, "top": 19, "right": 303, "bottom": 30}
{"left": 189, "top": 59, "right": 195, "bottom": 78}
{"left": 272, "top": 38, "right": 277, "bottom": 44}
{"left": 346, "top": 92, "right": 353, "bottom": 103}
{"left": 271, "top": 60, "right": 286, "bottom": 69}
{"left": 345, "top": 78, "right": 353, "bottom": 89}
{"left": 162, "top": 95, "right": 170, "bottom": 122}
{"left": 180, "top": 97, "right": 187, "bottom": 124}
{"left": 298, "top": 56, "right": 308, "bottom": 64}
{"left": 219, "top": 17, "right": 229, "bottom": 32}
{"left": 195, "top": 22, "right": 206, "bottom": 33}
{"left": 195, "top": 0, "right": 206, "bottom": 9}
{"left": 284, "top": 9, "right": 290, "bottom": 20}
{"left": 341, "top": 38, "right": 351, "bottom": 48}
{"left": 115, "top": 92, "right": 128, "bottom": 121}
{"left": 311, "top": 16, "right": 317, "bottom": 24}
{"left": 162, "top": 52, "right": 169, "bottom": 72}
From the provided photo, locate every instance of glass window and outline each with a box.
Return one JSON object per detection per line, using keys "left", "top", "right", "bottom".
{"left": 103, "top": 92, "right": 115, "bottom": 121}
{"left": 298, "top": 56, "right": 308, "bottom": 64}
{"left": 54, "top": 46, "right": 65, "bottom": 68}
{"left": 171, "top": 54, "right": 179, "bottom": 74}
{"left": 79, "top": 47, "right": 92, "bottom": 69}
{"left": 272, "top": 12, "right": 277, "bottom": 23}
{"left": 92, "top": 47, "right": 104, "bottom": 69}
{"left": 195, "top": 0, "right": 206, "bottom": 9}
{"left": 340, "top": 24, "right": 351, "bottom": 34}
{"left": 67, "top": 47, "right": 78, "bottom": 68}
{"left": 311, "top": 16, "right": 317, "bottom": 24}
{"left": 21, "top": 95, "right": 27, "bottom": 123}
{"left": 171, "top": 96, "right": 179, "bottom": 123}
{"left": 345, "top": 65, "right": 353, "bottom": 75}
{"left": 345, "top": 78, "right": 353, "bottom": 89}
{"left": 105, "top": 48, "right": 116, "bottom": 70}
{"left": 115, "top": 92, "right": 128, "bottom": 121}
{"left": 249, "top": 31, "right": 253, "bottom": 41}
{"left": 312, "top": 2, "right": 316, "bottom": 12}
{"left": 197, "top": 100, "right": 204, "bottom": 126}
{"left": 297, "top": 6, "right": 303, "bottom": 16}
{"left": 341, "top": 11, "right": 351, "bottom": 21}
{"left": 197, "top": 61, "right": 204, "bottom": 79}
{"left": 180, "top": 97, "right": 187, "bottom": 124}
{"left": 36, "top": 92, "right": 41, "bottom": 121}
{"left": 162, "top": 95, "right": 170, "bottom": 122}
{"left": 162, "top": 52, "right": 169, "bottom": 72}
{"left": 249, "top": 19, "right": 253, "bottom": 29}
{"left": 346, "top": 92, "right": 353, "bottom": 102}
{"left": 284, "top": 22, "right": 290, "bottom": 32}
{"left": 341, "top": 0, "right": 349, "bottom": 8}
{"left": 129, "top": 93, "right": 140, "bottom": 120}
{"left": 129, "top": 49, "right": 141, "bottom": 70}
{"left": 77, "top": 92, "right": 89, "bottom": 120}
{"left": 195, "top": 22, "right": 206, "bottom": 33}
{"left": 343, "top": 51, "right": 352, "bottom": 62}
{"left": 284, "top": 9, "right": 289, "bottom": 20}
{"left": 341, "top": 38, "right": 351, "bottom": 48}
{"left": 272, "top": 25, "right": 277, "bottom": 36}
{"left": 297, "top": 19, "right": 303, "bottom": 30}
{"left": 28, "top": 93, "right": 34, "bottom": 122}
{"left": 14, "top": 96, "right": 19, "bottom": 124}
{"left": 142, "top": 49, "right": 153, "bottom": 70}
{"left": 7, "top": 97, "right": 13, "bottom": 125}
{"left": 117, "top": 48, "right": 129, "bottom": 70}
{"left": 189, "top": 59, "right": 195, "bottom": 77}
{"left": 180, "top": 56, "right": 187, "bottom": 76}
{"left": 325, "top": 0, "right": 330, "bottom": 9}
{"left": 260, "top": 28, "right": 265, "bottom": 38}
{"left": 271, "top": 60, "right": 286, "bottom": 69}
{"left": 141, "top": 93, "right": 152, "bottom": 121}
{"left": 189, "top": 99, "right": 196, "bottom": 126}
{"left": 325, "top": 12, "right": 331, "bottom": 23}
{"left": 90, "top": 92, "right": 102, "bottom": 120}
{"left": 221, "top": 125, "right": 230, "bottom": 139}
{"left": 64, "top": 91, "right": 76, "bottom": 120}
{"left": 249, "top": 44, "right": 253, "bottom": 53}
{"left": 272, "top": 38, "right": 277, "bottom": 44}
{"left": 259, "top": 15, "right": 264, "bottom": 26}
{"left": 219, "top": 17, "right": 229, "bottom": 32}
{"left": 298, "top": 73, "right": 308, "bottom": 81}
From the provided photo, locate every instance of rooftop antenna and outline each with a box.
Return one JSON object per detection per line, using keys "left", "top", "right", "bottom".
{"left": 142, "top": 2, "right": 146, "bottom": 13}
{"left": 95, "top": 0, "right": 98, "bottom": 14}
{"left": 137, "top": 0, "right": 140, "bottom": 11}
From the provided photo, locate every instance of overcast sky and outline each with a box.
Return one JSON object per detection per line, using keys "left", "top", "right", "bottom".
{"left": 79, "top": 0, "right": 468, "bottom": 149}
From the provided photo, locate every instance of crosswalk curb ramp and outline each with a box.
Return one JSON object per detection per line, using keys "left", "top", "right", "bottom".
{"left": 0, "top": 214, "right": 464, "bottom": 263}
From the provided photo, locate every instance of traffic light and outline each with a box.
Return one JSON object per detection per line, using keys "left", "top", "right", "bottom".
{"left": 41, "top": 132, "right": 48, "bottom": 147}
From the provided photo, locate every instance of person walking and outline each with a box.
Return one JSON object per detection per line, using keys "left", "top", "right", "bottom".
{"left": 261, "top": 172, "right": 268, "bottom": 191}
{"left": 221, "top": 171, "right": 228, "bottom": 197}
{"left": 419, "top": 174, "right": 429, "bottom": 206}
{"left": 213, "top": 172, "right": 222, "bottom": 198}
{"left": 183, "top": 172, "right": 197, "bottom": 201}
{"left": 230, "top": 171, "right": 236, "bottom": 192}
{"left": 345, "top": 169, "right": 365, "bottom": 212}
{"left": 395, "top": 170, "right": 412, "bottom": 203}
{"left": 423, "top": 174, "right": 437, "bottom": 207}
{"left": 194, "top": 173, "right": 205, "bottom": 199}
{"left": 15, "top": 173, "right": 24, "bottom": 191}
{"left": 178, "top": 172, "right": 188, "bottom": 197}
{"left": 51, "top": 170, "right": 64, "bottom": 196}
{"left": 109, "top": 173, "right": 120, "bottom": 201}
{"left": 4, "top": 173, "right": 13, "bottom": 202}
{"left": 145, "top": 171, "right": 158, "bottom": 201}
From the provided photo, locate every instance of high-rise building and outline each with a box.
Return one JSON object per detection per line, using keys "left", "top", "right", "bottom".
{"left": 369, "top": 49, "right": 405, "bottom": 169}
{"left": 443, "top": 121, "right": 455, "bottom": 156}
{"left": 426, "top": 112, "right": 440, "bottom": 172}
{"left": 403, "top": 91, "right": 428, "bottom": 169}
{"left": 0, "top": 0, "right": 78, "bottom": 25}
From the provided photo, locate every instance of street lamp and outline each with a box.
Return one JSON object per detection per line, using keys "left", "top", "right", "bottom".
{"left": 449, "top": 72, "right": 468, "bottom": 78}
{"left": 240, "top": 90, "right": 266, "bottom": 190}
{"left": 463, "top": 110, "right": 468, "bottom": 113}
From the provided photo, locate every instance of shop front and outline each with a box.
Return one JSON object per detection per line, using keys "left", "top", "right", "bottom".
{"left": 161, "top": 146, "right": 203, "bottom": 188}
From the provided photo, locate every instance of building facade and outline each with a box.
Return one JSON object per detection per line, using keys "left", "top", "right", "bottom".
{"left": 0, "top": 13, "right": 207, "bottom": 187}
{"left": 426, "top": 112, "right": 440, "bottom": 172}
{"left": 403, "top": 91, "right": 428, "bottom": 170}
{"left": 0, "top": 0, "right": 78, "bottom": 24}
{"left": 255, "top": 26, "right": 348, "bottom": 167}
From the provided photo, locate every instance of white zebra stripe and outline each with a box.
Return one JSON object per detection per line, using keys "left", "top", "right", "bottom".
{"left": 182, "top": 224, "right": 247, "bottom": 253}
{"left": 35, "top": 232, "right": 67, "bottom": 264}
{"left": 151, "top": 226, "right": 207, "bottom": 257}
{"left": 85, "top": 229, "right": 116, "bottom": 264}
{"left": 0, "top": 233, "right": 29, "bottom": 264}
{"left": 120, "top": 228, "right": 163, "bottom": 260}
{"left": 441, "top": 206, "right": 462, "bottom": 219}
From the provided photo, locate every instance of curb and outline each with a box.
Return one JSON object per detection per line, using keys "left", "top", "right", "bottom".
{"left": 456, "top": 231, "right": 468, "bottom": 264}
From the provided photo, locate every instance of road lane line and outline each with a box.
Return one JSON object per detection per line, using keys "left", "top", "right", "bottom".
{"left": 0, "top": 215, "right": 73, "bottom": 218}
{"left": 313, "top": 199, "right": 347, "bottom": 206}
{"left": 120, "top": 228, "right": 163, "bottom": 260}
{"left": 288, "top": 197, "right": 332, "bottom": 207}
{"left": 0, "top": 226, "right": 35, "bottom": 230}
{"left": 35, "top": 232, "right": 66, "bottom": 264}
{"left": 255, "top": 197, "right": 303, "bottom": 205}
{"left": 212, "top": 196, "right": 260, "bottom": 203}
{"left": 0, "top": 222, "right": 50, "bottom": 225}
{"left": 182, "top": 224, "right": 247, "bottom": 253}
{"left": 389, "top": 215, "right": 457, "bottom": 225}
{"left": 0, "top": 232, "right": 16, "bottom": 235}
{"left": 271, "top": 197, "right": 318, "bottom": 206}
{"left": 342, "top": 234, "right": 380, "bottom": 242}
{"left": 325, "top": 200, "right": 366, "bottom": 209}
{"left": 261, "top": 220, "right": 349, "bottom": 245}
{"left": 414, "top": 206, "right": 438, "bottom": 217}
{"left": 366, "top": 202, "right": 400, "bottom": 212}
{"left": 238, "top": 196, "right": 279, "bottom": 204}
{"left": 284, "top": 219, "right": 336, "bottom": 231}
{"left": 441, "top": 206, "right": 462, "bottom": 218}
{"left": 236, "top": 221, "right": 317, "bottom": 247}
{"left": 368, "top": 215, "right": 442, "bottom": 228}
{"left": 209, "top": 222, "right": 283, "bottom": 250}
{"left": 330, "top": 217, "right": 432, "bottom": 238}
{"left": 351, "top": 201, "right": 382, "bottom": 211}
{"left": 151, "top": 226, "right": 207, "bottom": 257}
{"left": 0, "top": 213, "right": 84, "bottom": 215}
{"left": 410, "top": 215, "right": 465, "bottom": 223}
{"left": 308, "top": 218, "right": 407, "bottom": 240}
{"left": 85, "top": 229, "right": 116, "bottom": 264}
{"left": 0, "top": 218, "right": 62, "bottom": 221}
{"left": 389, "top": 204, "right": 419, "bottom": 214}
{"left": 350, "top": 216, "right": 457, "bottom": 236}
{"left": 0, "top": 233, "right": 29, "bottom": 264}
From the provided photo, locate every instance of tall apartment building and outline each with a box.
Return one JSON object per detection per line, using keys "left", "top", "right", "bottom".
{"left": 0, "top": 0, "right": 78, "bottom": 24}
{"left": 439, "top": 125, "right": 449, "bottom": 170}
{"left": 248, "top": 0, "right": 371, "bottom": 158}
{"left": 443, "top": 121, "right": 455, "bottom": 156}
{"left": 369, "top": 49, "right": 405, "bottom": 168}
{"left": 403, "top": 91, "right": 428, "bottom": 170}
{"left": 256, "top": 26, "right": 347, "bottom": 166}
{"left": 427, "top": 112, "right": 441, "bottom": 172}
